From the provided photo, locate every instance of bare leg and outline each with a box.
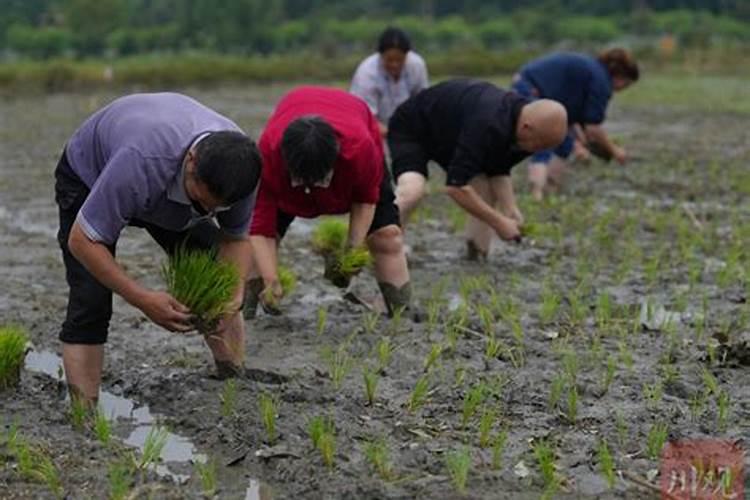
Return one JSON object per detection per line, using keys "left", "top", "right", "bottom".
{"left": 528, "top": 162, "right": 548, "bottom": 201}
{"left": 204, "top": 312, "right": 245, "bottom": 378}
{"left": 546, "top": 156, "right": 568, "bottom": 191}
{"left": 367, "top": 224, "right": 411, "bottom": 315}
{"left": 394, "top": 172, "right": 427, "bottom": 228}
{"left": 62, "top": 343, "right": 104, "bottom": 404}
{"left": 464, "top": 175, "right": 496, "bottom": 258}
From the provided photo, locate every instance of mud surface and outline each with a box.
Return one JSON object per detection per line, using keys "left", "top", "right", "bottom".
{"left": 1, "top": 83, "right": 749, "bottom": 499}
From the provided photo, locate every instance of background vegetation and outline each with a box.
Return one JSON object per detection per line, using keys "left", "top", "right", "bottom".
{"left": 0, "top": 1, "right": 748, "bottom": 91}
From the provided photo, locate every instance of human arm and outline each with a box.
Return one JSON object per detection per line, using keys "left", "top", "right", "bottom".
{"left": 444, "top": 184, "right": 521, "bottom": 241}
{"left": 68, "top": 221, "right": 192, "bottom": 331}
{"left": 583, "top": 123, "right": 626, "bottom": 164}
{"left": 489, "top": 175, "right": 523, "bottom": 225}
{"left": 348, "top": 202, "right": 376, "bottom": 249}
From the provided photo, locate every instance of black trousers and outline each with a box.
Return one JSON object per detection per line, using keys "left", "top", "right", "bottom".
{"left": 55, "top": 151, "right": 220, "bottom": 344}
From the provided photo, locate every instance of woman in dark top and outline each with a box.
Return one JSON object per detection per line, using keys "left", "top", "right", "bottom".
{"left": 512, "top": 48, "right": 639, "bottom": 200}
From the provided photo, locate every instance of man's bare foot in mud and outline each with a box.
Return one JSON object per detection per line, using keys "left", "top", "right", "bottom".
{"left": 465, "top": 239, "right": 488, "bottom": 261}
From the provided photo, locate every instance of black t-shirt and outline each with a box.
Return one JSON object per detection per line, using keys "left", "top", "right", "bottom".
{"left": 396, "top": 79, "right": 530, "bottom": 186}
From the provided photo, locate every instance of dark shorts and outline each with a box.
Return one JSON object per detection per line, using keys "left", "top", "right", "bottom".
{"left": 511, "top": 76, "right": 574, "bottom": 164}
{"left": 55, "top": 151, "right": 221, "bottom": 345}
{"left": 387, "top": 100, "right": 431, "bottom": 181}
{"left": 275, "top": 163, "right": 400, "bottom": 239}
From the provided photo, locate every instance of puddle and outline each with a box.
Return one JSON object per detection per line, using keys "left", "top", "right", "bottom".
{"left": 24, "top": 350, "right": 206, "bottom": 483}
{"left": 245, "top": 478, "right": 273, "bottom": 500}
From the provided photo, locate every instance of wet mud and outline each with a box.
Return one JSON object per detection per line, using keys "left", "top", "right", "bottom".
{"left": 1, "top": 84, "right": 749, "bottom": 498}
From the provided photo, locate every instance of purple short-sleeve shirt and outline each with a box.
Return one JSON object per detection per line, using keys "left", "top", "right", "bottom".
{"left": 64, "top": 92, "right": 255, "bottom": 244}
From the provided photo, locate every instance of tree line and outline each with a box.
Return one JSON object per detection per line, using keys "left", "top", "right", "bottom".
{"left": 1, "top": 0, "right": 748, "bottom": 59}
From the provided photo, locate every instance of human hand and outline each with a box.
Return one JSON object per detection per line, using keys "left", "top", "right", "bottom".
{"left": 259, "top": 280, "right": 283, "bottom": 315}
{"left": 137, "top": 290, "right": 192, "bottom": 332}
{"left": 494, "top": 216, "right": 522, "bottom": 243}
{"left": 613, "top": 145, "right": 628, "bottom": 165}
{"left": 573, "top": 141, "right": 591, "bottom": 163}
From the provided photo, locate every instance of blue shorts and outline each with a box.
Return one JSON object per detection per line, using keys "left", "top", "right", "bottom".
{"left": 511, "top": 77, "right": 574, "bottom": 164}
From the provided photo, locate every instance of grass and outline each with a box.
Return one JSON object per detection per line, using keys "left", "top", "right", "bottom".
{"left": 646, "top": 422, "right": 669, "bottom": 460}
{"left": 220, "top": 379, "right": 238, "bottom": 418}
{"left": 408, "top": 375, "right": 430, "bottom": 413}
{"left": 259, "top": 392, "right": 279, "bottom": 444}
{"left": 0, "top": 325, "right": 28, "bottom": 390}
{"left": 364, "top": 437, "right": 393, "bottom": 480}
{"left": 532, "top": 438, "right": 558, "bottom": 494}
{"left": 308, "top": 415, "right": 336, "bottom": 469}
{"left": 137, "top": 426, "right": 169, "bottom": 470}
{"left": 597, "top": 439, "right": 616, "bottom": 489}
{"left": 162, "top": 247, "right": 240, "bottom": 332}
{"left": 94, "top": 406, "right": 112, "bottom": 445}
{"left": 444, "top": 447, "right": 471, "bottom": 495}
{"left": 362, "top": 365, "right": 379, "bottom": 406}
{"left": 194, "top": 459, "right": 217, "bottom": 498}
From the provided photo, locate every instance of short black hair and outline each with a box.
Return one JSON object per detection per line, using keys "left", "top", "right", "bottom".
{"left": 281, "top": 116, "right": 338, "bottom": 186}
{"left": 377, "top": 27, "right": 411, "bottom": 54}
{"left": 194, "top": 131, "right": 262, "bottom": 205}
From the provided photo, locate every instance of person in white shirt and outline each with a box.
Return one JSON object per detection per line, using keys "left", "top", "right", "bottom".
{"left": 350, "top": 27, "right": 429, "bottom": 137}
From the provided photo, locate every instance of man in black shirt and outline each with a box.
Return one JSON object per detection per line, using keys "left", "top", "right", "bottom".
{"left": 388, "top": 79, "right": 567, "bottom": 259}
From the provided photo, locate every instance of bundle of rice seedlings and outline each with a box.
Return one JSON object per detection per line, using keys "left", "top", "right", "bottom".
{"left": 0, "top": 325, "right": 28, "bottom": 390}
{"left": 312, "top": 219, "right": 373, "bottom": 286}
{"left": 162, "top": 248, "right": 240, "bottom": 333}
{"left": 261, "top": 265, "right": 297, "bottom": 313}
{"left": 311, "top": 218, "right": 348, "bottom": 255}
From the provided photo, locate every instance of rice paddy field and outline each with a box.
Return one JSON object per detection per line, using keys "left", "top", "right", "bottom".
{"left": 0, "top": 73, "right": 748, "bottom": 498}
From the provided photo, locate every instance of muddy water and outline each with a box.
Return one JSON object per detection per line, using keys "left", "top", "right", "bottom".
{"left": 2, "top": 85, "right": 750, "bottom": 499}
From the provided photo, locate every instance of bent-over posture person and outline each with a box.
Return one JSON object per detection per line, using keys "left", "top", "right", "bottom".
{"left": 389, "top": 79, "right": 567, "bottom": 260}
{"left": 512, "top": 49, "right": 639, "bottom": 200}
{"left": 56, "top": 93, "right": 262, "bottom": 403}
{"left": 245, "top": 86, "right": 411, "bottom": 316}
{"left": 350, "top": 26, "right": 429, "bottom": 137}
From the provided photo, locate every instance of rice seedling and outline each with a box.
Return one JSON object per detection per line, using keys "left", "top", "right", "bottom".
{"left": 220, "top": 379, "right": 237, "bottom": 418}
{"left": 596, "top": 292, "right": 612, "bottom": 330}
{"left": 307, "top": 415, "right": 334, "bottom": 450}
{"left": 195, "top": 459, "right": 217, "bottom": 497}
{"left": 316, "top": 306, "right": 328, "bottom": 336}
{"left": 689, "top": 391, "right": 707, "bottom": 421}
{"left": 532, "top": 438, "right": 558, "bottom": 493}
{"left": 484, "top": 336, "right": 502, "bottom": 362}
{"left": 94, "top": 406, "right": 112, "bottom": 445}
{"left": 646, "top": 422, "right": 668, "bottom": 460}
{"left": 423, "top": 343, "right": 442, "bottom": 373}
{"left": 318, "top": 432, "right": 336, "bottom": 469}
{"left": 461, "top": 383, "right": 487, "bottom": 428}
{"left": 659, "top": 363, "right": 679, "bottom": 386}
{"left": 361, "top": 311, "right": 380, "bottom": 335}
{"left": 364, "top": 437, "right": 393, "bottom": 480}
{"left": 701, "top": 367, "right": 719, "bottom": 396}
{"left": 108, "top": 458, "right": 133, "bottom": 500}
{"left": 618, "top": 341, "right": 634, "bottom": 372}
{"left": 478, "top": 408, "right": 496, "bottom": 448}
{"left": 444, "top": 447, "right": 471, "bottom": 494}
{"left": 491, "top": 428, "right": 508, "bottom": 470}
{"left": 566, "top": 386, "right": 578, "bottom": 424}
{"left": 643, "top": 381, "right": 664, "bottom": 410}
{"left": 561, "top": 350, "right": 579, "bottom": 385}
{"left": 337, "top": 247, "right": 373, "bottom": 276}
{"left": 539, "top": 282, "right": 561, "bottom": 325}
{"left": 69, "top": 396, "right": 90, "bottom": 431}
{"left": 548, "top": 373, "right": 565, "bottom": 410}
{"left": 601, "top": 354, "right": 617, "bottom": 394}
{"left": 597, "top": 439, "right": 616, "bottom": 489}
{"left": 375, "top": 337, "right": 394, "bottom": 373}
{"left": 425, "top": 299, "right": 441, "bottom": 339}
{"left": 566, "top": 285, "right": 589, "bottom": 326}
{"left": 408, "top": 375, "right": 430, "bottom": 413}
{"left": 311, "top": 218, "right": 347, "bottom": 254}
{"left": 362, "top": 365, "right": 379, "bottom": 406}
{"left": 277, "top": 265, "right": 297, "bottom": 295}
{"left": 162, "top": 248, "right": 240, "bottom": 332}
{"left": 615, "top": 411, "right": 628, "bottom": 447}
{"left": 321, "top": 345, "right": 353, "bottom": 390}
{"left": 9, "top": 434, "right": 64, "bottom": 499}
{"left": 717, "top": 390, "right": 731, "bottom": 431}
{"left": 454, "top": 365, "right": 466, "bottom": 387}
{"left": 137, "top": 426, "right": 169, "bottom": 470}
{"left": 0, "top": 325, "right": 27, "bottom": 390}
{"left": 33, "top": 450, "right": 64, "bottom": 499}
{"left": 477, "top": 305, "right": 495, "bottom": 337}
{"left": 259, "top": 392, "right": 279, "bottom": 444}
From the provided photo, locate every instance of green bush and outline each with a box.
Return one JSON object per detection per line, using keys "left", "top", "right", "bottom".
{"left": 557, "top": 16, "right": 621, "bottom": 42}
{"left": 6, "top": 24, "right": 73, "bottom": 59}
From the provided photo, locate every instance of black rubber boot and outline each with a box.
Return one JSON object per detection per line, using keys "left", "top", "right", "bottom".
{"left": 215, "top": 359, "right": 243, "bottom": 380}
{"left": 242, "top": 278, "right": 265, "bottom": 320}
{"left": 378, "top": 281, "right": 413, "bottom": 318}
{"left": 465, "top": 240, "right": 488, "bottom": 261}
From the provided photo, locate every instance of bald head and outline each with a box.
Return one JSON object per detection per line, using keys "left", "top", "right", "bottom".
{"left": 515, "top": 99, "right": 568, "bottom": 152}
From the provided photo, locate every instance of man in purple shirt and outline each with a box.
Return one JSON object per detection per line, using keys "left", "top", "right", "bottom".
{"left": 55, "top": 93, "right": 262, "bottom": 404}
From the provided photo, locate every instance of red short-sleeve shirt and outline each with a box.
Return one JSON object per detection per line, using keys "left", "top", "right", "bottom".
{"left": 250, "top": 86, "right": 384, "bottom": 237}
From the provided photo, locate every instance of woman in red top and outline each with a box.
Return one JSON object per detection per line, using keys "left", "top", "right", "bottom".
{"left": 244, "top": 86, "right": 411, "bottom": 316}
